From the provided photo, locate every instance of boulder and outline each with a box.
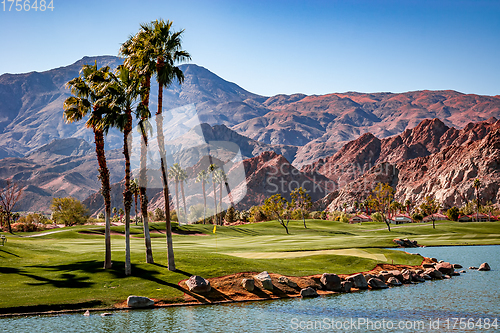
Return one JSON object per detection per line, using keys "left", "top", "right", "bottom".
{"left": 340, "top": 281, "right": 352, "bottom": 292}
{"left": 378, "top": 272, "right": 394, "bottom": 282}
{"left": 320, "top": 273, "right": 342, "bottom": 291}
{"left": 186, "top": 275, "right": 211, "bottom": 293}
{"left": 127, "top": 296, "right": 155, "bottom": 308}
{"left": 422, "top": 263, "right": 435, "bottom": 269}
{"left": 451, "top": 272, "right": 460, "bottom": 276}
{"left": 424, "top": 268, "right": 443, "bottom": 279}
{"left": 460, "top": 270, "right": 466, "bottom": 273}
{"left": 410, "top": 271, "right": 425, "bottom": 282}
{"left": 401, "top": 269, "right": 412, "bottom": 283}
{"left": 255, "top": 271, "right": 273, "bottom": 290}
{"left": 278, "top": 276, "right": 298, "bottom": 288}
{"left": 367, "top": 278, "right": 388, "bottom": 289}
{"left": 478, "top": 263, "right": 491, "bottom": 271}
{"left": 300, "top": 287, "right": 318, "bottom": 297}
{"left": 386, "top": 277, "right": 402, "bottom": 286}
{"left": 421, "top": 274, "right": 432, "bottom": 280}
{"left": 443, "top": 274, "right": 451, "bottom": 279}
{"left": 435, "top": 262, "right": 454, "bottom": 275}
{"left": 453, "top": 264, "right": 463, "bottom": 269}
{"left": 242, "top": 278, "right": 255, "bottom": 291}
{"left": 430, "top": 258, "right": 438, "bottom": 263}
{"left": 391, "top": 270, "right": 403, "bottom": 282}
{"left": 469, "top": 266, "right": 478, "bottom": 270}
{"left": 364, "top": 274, "right": 376, "bottom": 281}
{"left": 346, "top": 273, "right": 368, "bottom": 289}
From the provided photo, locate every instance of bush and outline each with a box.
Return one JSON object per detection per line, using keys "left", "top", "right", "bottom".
{"left": 320, "top": 211, "right": 327, "bottom": 220}
{"left": 339, "top": 213, "right": 350, "bottom": 223}
{"left": 154, "top": 208, "right": 165, "bottom": 221}
{"left": 225, "top": 206, "right": 235, "bottom": 224}
{"left": 310, "top": 211, "right": 322, "bottom": 219}
{"left": 11, "top": 222, "right": 45, "bottom": 232}
{"left": 447, "top": 206, "right": 459, "bottom": 221}
{"left": 97, "top": 212, "right": 105, "bottom": 220}
{"left": 18, "top": 213, "right": 50, "bottom": 225}
{"left": 51, "top": 197, "right": 89, "bottom": 226}
{"left": 371, "top": 212, "right": 384, "bottom": 223}
{"left": 412, "top": 213, "right": 423, "bottom": 222}
{"left": 249, "top": 206, "right": 267, "bottom": 222}
{"left": 239, "top": 210, "right": 249, "bottom": 222}
{"left": 291, "top": 209, "right": 310, "bottom": 220}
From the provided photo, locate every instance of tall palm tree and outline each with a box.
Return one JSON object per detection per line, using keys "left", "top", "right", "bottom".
{"left": 195, "top": 170, "right": 210, "bottom": 224}
{"left": 140, "top": 19, "right": 190, "bottom": 270}
{"left": 101, "top": 65, "right": 142, "bottom": 276}
{"left": 178, "top": 167, "right": 188, "bottom": 225}
{"left": 473, "top": 178, "right": 481, "bottom": 222}
{"left": 168, "top": 163, "right": 183, "bottom": 224}
{"left": 120, "top": 28, "right": 156, "bottom": 264}
{"left": 208, "top": 164, "right": 219, "bottom": 225}
{"left": 214, "top": 169, "right": 227, "bottom": 225}
{"left": 130, "top": 179, "right": 140, "bottom": 225}
{"left": 63, "top": 62, "right": 114, "bottom": 269}
{"left": 404, "top": 199, "right": 412, "bottom": 216}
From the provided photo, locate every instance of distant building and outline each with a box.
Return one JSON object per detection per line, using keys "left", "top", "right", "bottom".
{"left": 391, "top": 214, "right": 412, "bottom": 224}
{"left": 349, "top": 214, "right": 372, "bottom": 223}
{"left": 423, "top": 213, "right": 448, "bottom": 222}
{"left": 458, "top": 215, "right": 472, "bottom": 222}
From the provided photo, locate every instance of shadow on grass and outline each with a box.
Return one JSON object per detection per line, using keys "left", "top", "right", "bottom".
{"left": 0, "top": 248, "right": 20, "bottom": 258}
{"left": 0, "top": 300, "right": 103, "bottom": 315}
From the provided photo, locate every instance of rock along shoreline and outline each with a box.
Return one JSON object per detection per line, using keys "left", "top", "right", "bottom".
{"left": 1, "top": 255, "right": 491, "bottom": 318}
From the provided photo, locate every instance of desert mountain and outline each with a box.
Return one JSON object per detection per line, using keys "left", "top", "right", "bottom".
{"left": 325, "top": 120, "right": 500, "bottom": 211}
{"left": 0, "top": 138, "right": 125, "bottom": 212}
{"left": 302, "top": 117, "right": 500, "bottom": 190}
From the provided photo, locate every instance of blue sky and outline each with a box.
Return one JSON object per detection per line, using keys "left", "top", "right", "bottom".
{"left": 1, "top": 0, "right": 499, "bottom": 96}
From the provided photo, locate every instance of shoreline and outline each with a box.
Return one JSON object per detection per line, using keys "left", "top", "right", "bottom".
{"left": 0, "top": 256, "right": 444, "bottom": 318}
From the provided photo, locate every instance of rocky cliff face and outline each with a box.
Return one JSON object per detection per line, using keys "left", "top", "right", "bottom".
{"left": 302, "top": 117, "right": 500, "bottom": 191}
{"left": 326, "top": 122, "right": 500, "bottom": 211}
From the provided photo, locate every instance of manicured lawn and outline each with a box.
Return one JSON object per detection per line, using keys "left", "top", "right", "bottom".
{"left": 0, "top": 219, "right": 498, "bottom": 312}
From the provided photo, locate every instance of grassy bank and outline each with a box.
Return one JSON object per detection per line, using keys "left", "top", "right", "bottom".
{"left": 0, "top": 219, "right": 498, "bottom": 313}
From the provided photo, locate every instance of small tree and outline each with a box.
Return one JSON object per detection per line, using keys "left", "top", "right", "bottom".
{"left": 420, "top": 196, "right": 441, "bottom": 229}
{"left": 98, "top": 212, "right": 105, "bottom": 220}
{"left": 290, "top": 187, "right": 312, "bottom": 228}
{"left": 446, "top": 206, "right": 460, "bottom": 221}
{"left": 0, "top": 180, "right": 23, "bottom": 233}
{"left": 372, "top": 182, "right": 394, "bottom": 231}
{"left": 225, "top": 206, "right": 235, "bottom": 224}
{"left": 154, "top": 208, "right": 165, "bottom": 221}
{"left": 263, "top": 194, "right": 291, "bottom": 234}
{"left": 473, "top": 179, "right": 481, "bottom": 222}
{"left": 51, "top": 197, "right": 89, "bottom": 226}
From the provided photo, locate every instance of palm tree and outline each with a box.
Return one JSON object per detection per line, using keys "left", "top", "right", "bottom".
{"left": 130, "top": 179, "right": 140, "bottom": 225}
{"left": 101, "top": 65, "right": 142, "bottom": 276}
{"left": 404, "top": 199, "right": 412, "bottom": 216}
{"left": 140, "top": 19, "right": 190, "bottom": 270}
{"left": 178, "top": 167, "right": 188, "bottom": 225}
{"left": 169, "top": 163, "right": 183, "bottom": 224}
{"left": 64, "top": 62, "right": 114, "bottom": 269}
{"left": 195, "top": 170, "right": 210, "bottom": 224}
{"left": 214, "top": 169, "right": 228, "bottom": 225}
{"left": 208, "top": 164, "right": 219, "bottom": 225}
{"left": 120, "top": 28, "right": 156, "bottom": 264}
{"left": 473, "top": 179, "right": 481, "bottom": 222}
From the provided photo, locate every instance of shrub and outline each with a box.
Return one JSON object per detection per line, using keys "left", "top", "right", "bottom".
{"left": 249, "top": 206, "right": 267, "bottom": 222}
{"left": 225, "top": 206, "right": 235, "bottom": 224}
{"left": 371, "top": 212, "right": 384, "bottom": 223}
{"left": 97, "top": 212, "right": 105, "bottom": 220}
{"left": 11, "top": 222, "right": 44, "bottom": 232}
{"left": 447, "top": 206, "right": 459, "bottom": 221}
{"left": 412, "top": 213, "right": 423, "bottom": 222}
{"left": 239, "top": 210, "right": 249, "bottom": 222}
{"left": 339, "top": 213, "right": 350, "bottom": 223}
{"left": 51, "top": 197, "right": 89, "bottom": 226}
{"left": 170, "top": 210, "right": 178, "bottom": 222}
{"left": 320, "top": 211, "right": 327, "bottom": 220}
{"left": 310, "top": 211, "right": 322, "bottom": 219}
{"left": 188, "top": 204, "right": 205, "bottom": 224}
{"left": 154, "top": 208, "right": 165, "bottom": 221}
{"left": 18, "top": 213, "right": 50, "bottom": 225}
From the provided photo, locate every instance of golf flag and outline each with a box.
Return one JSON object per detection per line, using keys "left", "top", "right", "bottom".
{"left": 213, "top": 224, "right": 217, "bottom": 234}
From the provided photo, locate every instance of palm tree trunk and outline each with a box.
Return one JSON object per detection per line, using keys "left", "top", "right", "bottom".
{"left": 202, "top": 181, "right": 207, "bottom": 224}
{"left": 134, "top": 194, "right": 138, "bottom": 225}
{"left": 94, "top": 128, "right": 112, "bottom": 269}
{"left": 123, "top": 108, "right": 133, "bottom": 276}
{"left": 219, "top": 182, "right": 223, "bottom": 225}
{"left": 212, "top": 177, "right": 217, "bottom": 225}
{"left": 175, "top": 181, "right": 180, "bottom": 223}
{"left": 180, "top": 181, "right": 188, "bottom": 225}
{"left": 156, "top": 110, "right": 175, "bottom": 271}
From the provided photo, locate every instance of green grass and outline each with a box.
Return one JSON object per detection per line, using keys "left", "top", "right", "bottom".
{"left": 0, "top": 219, "right": 498, "bottom": 313}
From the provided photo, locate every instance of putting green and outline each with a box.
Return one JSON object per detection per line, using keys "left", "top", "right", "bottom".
{"left": 223, "top": 248, "right": 387, "bottom": 261}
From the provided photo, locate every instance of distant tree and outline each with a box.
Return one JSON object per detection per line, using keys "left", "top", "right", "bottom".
{"left": 98, "top": 212, "right": 105, "bottom": 220}
{"left": 372, "top": 182, "right": 394, "bottom": 231}
{"left": 249, "top": 206, "right": 267, "bottom": 222}
{"left": 208, "top": 164, "right": 219, "bottom": 225}
{"left": 195, "top": 170, "right": 210, "bottom": 224}
{"left": 473, "top": 179, "right": 481, "bottom": 222}
{"left": 446, "top": 206, "right": 460, "bottom": 221}
{"left": 113, "top": 207, "right": 118, "bottom": 217}
{"left": 214, "top": 169, "right": 228, "bottom": 225}
{"left": 484, "top": 201, "right": 494, "bottom": 222}
{"left": 51, "top": 197, "right": 89, "bottom": 226}
{"left": 130, "top": 179, "right": 140, "bottom": 225}
{"left": 411, "top": 212, "right": 423, "bottom": 222}
{"left": 225, "top": 206, "right": 235, "bottom": 224}
{"left": 0, "top": 180, "right": 23, "bottom": 233}
{"left": 420, "top": 196, "right": 441, "bottom": 229}
{"left": 290, "top": 187, "right": 312, "bottom": 228}
{"left": 262, "top": 194, "right": 290, "bottom": 234}
{"left": 363, "top": 199, "right": 370, "bottom": 215}
{"left": 371, "top": 212, "right": 384, "bottom": 223}
{"left": 239, "top": 210, "right": 249, "bottom": 222}
{"left": 404, "top": 199, "right": 412, "bottom": 216}
{"left": 353, "top": 200, "right": 359, "bottom": 212}
{"left": 154, "top": 208, "right": 165, "bottom": 221}
{"left": 320, "top": 211, "right": 327, "bottom": 220}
